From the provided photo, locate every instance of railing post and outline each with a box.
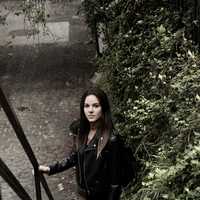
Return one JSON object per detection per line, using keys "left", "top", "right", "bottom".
{"left": 34, "top": 169, "right": 42, "bottom": 200}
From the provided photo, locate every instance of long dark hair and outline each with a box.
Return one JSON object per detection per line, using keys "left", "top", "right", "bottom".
{"left": 78, "top": 87, "right": 114, "bottom": 157}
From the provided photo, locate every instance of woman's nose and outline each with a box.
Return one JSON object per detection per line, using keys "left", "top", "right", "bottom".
{"left": 88, "top": 106, "right": 94, "bottom": 112}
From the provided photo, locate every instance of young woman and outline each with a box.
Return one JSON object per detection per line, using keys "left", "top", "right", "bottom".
{"left": 39, "top": 87, "right": 121, "bottom": 200}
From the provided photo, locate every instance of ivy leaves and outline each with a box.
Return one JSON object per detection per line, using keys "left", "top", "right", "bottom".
{"left": 82, "top": 0, "right": 200, "bottom": 199}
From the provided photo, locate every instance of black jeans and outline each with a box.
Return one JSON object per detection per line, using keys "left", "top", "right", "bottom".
{"left": 86, "top": 192, "right": 109, "bottom": 200}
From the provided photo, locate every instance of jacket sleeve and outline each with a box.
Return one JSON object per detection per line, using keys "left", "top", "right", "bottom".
{"left": 48, "top": 150, "right": 77, "bottom": 175}
{"left": 108, "top": 135, "right": 121, "bottom": 200}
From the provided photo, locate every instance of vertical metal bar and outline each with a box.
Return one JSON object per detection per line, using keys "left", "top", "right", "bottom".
{"left": 0, "top": 158, "right": 32, "bottom": 200}
{"left": 0, "top": 86, "right": 54, "bottom": 200}
{"left": 34, "top": 170, "right": 42, "bottom": 200}
{"left": 39, "top": 175, "right": 54, "bottom": 200}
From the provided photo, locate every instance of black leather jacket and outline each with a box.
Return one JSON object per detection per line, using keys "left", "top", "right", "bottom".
{"left": 48, "top": 134, "right": 121, "bottom": 199}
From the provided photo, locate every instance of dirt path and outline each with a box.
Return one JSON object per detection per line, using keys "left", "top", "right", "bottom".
{"left": 0, "top": 0, "right": 96, "bottom": 199}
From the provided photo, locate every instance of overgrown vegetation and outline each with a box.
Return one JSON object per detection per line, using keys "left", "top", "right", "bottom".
{"left": 82, "top": 0, "right": 200, "bottom": 199}
{"left": 0, "top": 0, "right": 47, "bottom": 37}
{"left": 19, "top": 0, "right": 49, "bottom": 37}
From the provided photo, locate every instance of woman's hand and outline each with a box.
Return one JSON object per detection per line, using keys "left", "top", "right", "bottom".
{"left": 38, "top": 165, "right": 50, "bottom": 174}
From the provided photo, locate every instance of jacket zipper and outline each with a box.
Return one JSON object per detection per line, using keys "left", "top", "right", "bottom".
{"left": 77, "top": 151, "right": 82, "bottom": 186}
{"left": 83, "top": 151, "right": 90, "bottom": 195}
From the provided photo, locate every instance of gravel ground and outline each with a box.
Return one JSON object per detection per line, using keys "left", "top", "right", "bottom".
{"left": 0, "top": 0, "right": 96, "bottom": 199}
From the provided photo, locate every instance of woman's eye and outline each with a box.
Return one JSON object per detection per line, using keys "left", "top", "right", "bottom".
{"left": 94, "top": 104, "right": 100, "bottom": 108}
{"left": 84, "top": 104, "right": 100, "bottom": 108}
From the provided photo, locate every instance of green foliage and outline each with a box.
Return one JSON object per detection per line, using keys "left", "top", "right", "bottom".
{"left": 21, "top": 0, "right": 46, "bottom": 24}
{"left": 20, "top": 0, "right": 47, "bottom": 35}
{"left": 131, "top": 132, "right": 200, "bottom": 200}
{"left": 0, "top": 0, "right": 49, "bottom": 37}
{"left": 82, "top": 0, "right": 200, "bottom": 199}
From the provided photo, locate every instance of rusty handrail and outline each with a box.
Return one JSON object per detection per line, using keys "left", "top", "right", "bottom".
{"left": 0, "top": 158, "right": 32, "bottom": 200}
{"left": 0, "top": 86, "right": 54, "bottom": 200}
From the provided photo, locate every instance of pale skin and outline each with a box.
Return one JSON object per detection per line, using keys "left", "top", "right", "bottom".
{"left": 39, "top": 94, "right": 103, "bottom": 173}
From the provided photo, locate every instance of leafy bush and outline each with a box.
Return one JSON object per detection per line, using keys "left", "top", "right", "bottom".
{"left": 82, "top": 0, "right": 200, "bottom": 199}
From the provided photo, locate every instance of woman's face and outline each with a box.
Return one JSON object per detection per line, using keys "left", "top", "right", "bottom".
{"left": 84, "top": 95, "right": 102, "bottom": 123}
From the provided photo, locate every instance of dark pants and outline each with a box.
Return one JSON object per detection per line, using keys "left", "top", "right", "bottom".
{"left": 78, "top": 186, "right": 122, "bottom": 200}
{"left": 79, "top": 189, "right": 109, "bottom": 200}
{"left": 86, "top": 192, "right": 109, "bottom": 200}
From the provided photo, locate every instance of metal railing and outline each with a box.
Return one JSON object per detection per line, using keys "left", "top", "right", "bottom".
{"left": 0, "top": 158, "right": 32, "bottom": 200}
{"left": 0, "top": 85, "right": 54, "bottom": 200}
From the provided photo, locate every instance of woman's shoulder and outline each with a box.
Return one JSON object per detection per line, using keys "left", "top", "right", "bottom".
{"left": 109, "top": 130, "right": 121, "bottom": 143}
{"left": 106, "top": 131, "right": 121, "bottom": 151}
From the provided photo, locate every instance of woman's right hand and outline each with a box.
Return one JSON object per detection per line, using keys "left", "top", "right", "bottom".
{"left": 38, "top": 165, "right": 50, "bottom": 174}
